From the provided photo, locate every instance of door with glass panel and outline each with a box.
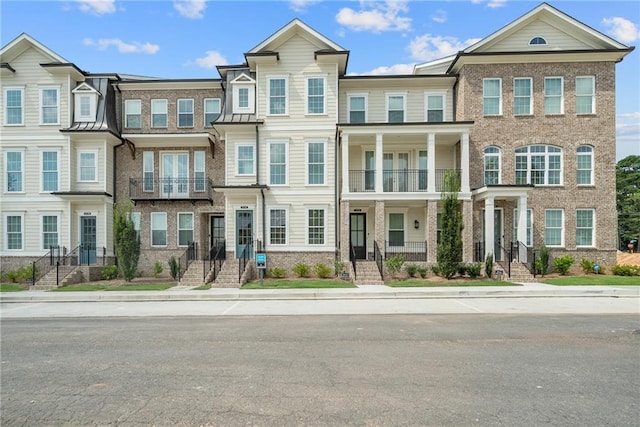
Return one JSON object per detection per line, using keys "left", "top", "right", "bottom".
{"left": 383, "top": 153, "right": 409, "bottom": 192}
{"left": 210, "top": 216, "right": 225, "bottom": 259}
{"left": 161, "top": 153, "right": 188, "bottom": 198}
{"left": 364, "top": 151, "right": 375, "bottom": 191}
{"left": 80, "top": 216, "right": 97, "bottom": 265}
{"left": 350, "top": 213, "right": 366, "bottom": 259}
{"left": 235, "top": 210, "right": 253, "bottom": 259}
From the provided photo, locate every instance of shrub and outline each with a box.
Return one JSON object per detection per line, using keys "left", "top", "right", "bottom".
{"left": 5, "top": 270, "right": 18, "bottom": 283}
{"left": 466, "top": 262, "right": 482, "bottom": 279}
{"left": 293, "top": 263, "right": 310, "bottom": 278}
{"left": 553, "top": 255, "right": 575, "bottom": 275}
{"left": 268, "top": 267, "right": 287, "bottom": 278}
{"left": 539, "top": 245, "right": 550, "bottom": 276}
{"left": 153, "top": 261, "right": 163, "bottom": 278}
{"left": 457, "top": 264, "right": 468, "bottom": 277}
{"left": 314, "top": 263, "right": 332, "bottom": 279}
{"left": 580, "top": 258, "right": 595, "bottom": 274}
{"left": 406, "top": 264, "right": 419, "bottom": 278}
{"left": 101, "top": 265, "right": 118, "bottom": 280}
{"left": 168, "top": 256, "right": 179, "bottom": 280}
{"left": 611, "top": 265, "right": 640, "bottom": 276}
{"left": 334, "top": 260, "right": 345, "bottom": 276}
{"left": 13, "top": 265, "right": 38, "bottom": 282}
{"left": 385, "top": 255, "right": 405, "bottom": 278}
{"left": 485, "top": 253, "right": 494, "bottom": 279}
{"left": 418, "top": 266, "right": 428, "bottom": 279}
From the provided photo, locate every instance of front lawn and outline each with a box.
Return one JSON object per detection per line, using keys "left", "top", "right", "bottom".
{"left": 386, "top": 279, "right": 520, "bottom": 287}
{"left": 543, "top": 275, "right": 640, "bottom": 286}
{"left": 52, "top": 283, "right": 176, "bottom": 291}
{"left": 242, "top": 279, "right": 355, "bottom": 289}
{"left": 0, "top": 283, "right": 28, "bottom": 292}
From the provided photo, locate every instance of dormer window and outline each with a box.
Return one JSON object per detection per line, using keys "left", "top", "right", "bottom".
{"left": 529, "top": 36, "right": 547, "bottom": 46}
{"left": 230, "top": 73, "right": 255, "bottom": 114}
{"left": 72, "top": 83, "right": 100, "bottom": 122}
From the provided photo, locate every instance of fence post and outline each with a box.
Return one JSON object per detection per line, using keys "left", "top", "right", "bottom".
{"left": 56, "top": 261, "right": 60, "bottom": 287}
{"left": 31, "top": 261, "right": 35, "bottom": 286}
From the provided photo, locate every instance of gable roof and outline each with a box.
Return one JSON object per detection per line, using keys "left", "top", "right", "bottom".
{"left": 0, "top": 32, "right": 69, "bottom": 63}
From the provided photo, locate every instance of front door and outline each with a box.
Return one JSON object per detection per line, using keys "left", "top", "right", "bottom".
{"left": 210, "top": 215, "right": 225, "bottom": 259}
{"left": 350, "top": 213, "right": 366, "bottom": 260}
{"left": 235, "top": 210, "right": 253, "bottom": 259}
{"left": 494, "top": 209, "right": 503, "bottom": 262}
{"left": 161, "top": 153, "right": 188, "bottom": 198}
{"left": 383, "top": 152, "right": 409, "bottom": 192}
{"left": 80, "top": 215, "right": 97, "bottom": 265}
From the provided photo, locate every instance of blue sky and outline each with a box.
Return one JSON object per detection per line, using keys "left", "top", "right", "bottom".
{"left": 1, "top": 0, "right": 638, "bottom": 159}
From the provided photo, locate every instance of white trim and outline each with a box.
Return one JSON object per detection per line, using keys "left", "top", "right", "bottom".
{"left": 236, "top": 143, "right": 256, "bottom": 176}
{"left": 305, "top": 205, "right": 328, "bottom": 246}
{"left": 193, "top": 150, "right": 206, "bottom": 192}
{"left": 177, "top": 98, "right": 194, "bottom": 128}
{"left": 4, "top": 86, "right": 24, "bottom": 126}
{"left": 143, "top": 151, "right": 154, "bottom": 192}
{"left": 424, "top": 91, "right": 447, "bottom": 122}
{"left": 77, "top": 149, "right": 98, "bottom": 183}
{"left": 483, "top": 78, "right": 502, "bottom": 116}
{"left": 4, "top": 149, "right": 25, "bottom": 193}
{"left": 267, "top": 75, "right": 289, "bottom": 116}
{"left": 124, "top": 99, "right": 141, "bottom": 128}
{"left": 347, "top": 92, "right": 368, "bottom": 124}
{"left": 483, "top": 146, "right": 502, "bottom": 185}
{"left": 151, "top": 99, "right": 168, "bottom": 128}
{"left": 385, "top": 92, "right": 407, "bottom": 123}
{"left": 576, "top": 208, "right": 596, "bottom": 248}
{"left": 39, "top": 86, "right": 60, "bottom": 125}
{"left": 40, "top": 149, "right": 60, "bottom": 193}
{"left": 268, "top": 206, "right": 289, "bottom": 247}
{"left": 150, "top": 212, "right": 167, "bottom": 247}
{"left": 4, "top": 212, "right": 24, "bottom": 251}
{"left": 267, "top": 140, "right": 289, "bottom": 186}
{"left": 177, "top": 212, "right": 194, "bottom": 247}
{"left": 305, "top": 139, "right": 327, "bottom": 186}
{"left": 40, "top": 213, "right": 60, "bottom": 251}
{"left": 387, "top": 211, "right": 407, "bottom": 246}
{"left": 305, "top": 75, "right": 327, "bottom": 115}
{"left": 203, "top": 97, "right": 221, "bottom": 127}
{"left": 576, "top": 145, "right": 594, "bottom": 186}
{"left": 544, "top": 208, "right": 565, "bottom": 248}
{"left": 575, "top": 75, "right": 596, "bottom": 115}
{"left": 515, "top": 145, "right": 563, "bottom": 186}
{"left": 513, "top": 208, "right": 533, "bottom": 246}
{"left": 544, "top": 76, "right": 564, "bottom": 115}
{"left": 232, "top": 81, "right": 255, "bottom": 114}
{"left": 513, "top": 77, "right": 533, "bottom": 116}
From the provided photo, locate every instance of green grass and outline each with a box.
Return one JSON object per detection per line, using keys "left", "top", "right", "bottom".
{"left": 386, "top": 279, "right": 520, "bottom": 287}
{"left": 52, "top": 283, "right": 176, "bottom": 292}
{"left": 242, "top": 279, "right": 356, "bottom": 289}
{"left": 543, "top": 275, "right": 640, "bottom": 286}
{"left": 193, "top": 283, "right": 212, "bottom": 290}
{"left": 0, "top": 283, "right": 28, "bottom": 292}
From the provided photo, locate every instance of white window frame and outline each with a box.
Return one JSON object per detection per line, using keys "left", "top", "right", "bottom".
{"left": 236, "top": 144, "right": 255, "bottom": 176}
{"left": 576, "top": 209, "right": 595, "bottom": 248}
{"left": 576, "top": 76, "right": 595, "bottom": 115}
{"left": 576, "top": 145, "right": 594, "bottom": 186}
{"left": 204, "top": 98, "right": 221, "bottom": 127}
{"left": 483, "top": 146, "right": 501, "bottom": 185}
{"left": 4, "top": 213, "right": 24, "bottom": 251}
{"left": 125, "top": 99, "right": 141, "bottom": 128}
{"left": 4, "top": 87, "right": 24, "bottom": 126}
{"left": 513, "top": 78, "right": 532, "bottom": 116}
{"left": 386, "top": 92, "right": 406, "bottom": 123}
{"left": 151, "top": 99, "right": 168, "bottom": 128}
{"left": 306, "top": 207, "right": 327, "bottom": 246}
{"left": 347, "top": 93, "right": 367, "bottom": 124}
{"left": 177, "top": 212, "right": 194, "bottom": 247}
{"left": 41, "top": 150, "right": 59, "bottom": 192}
{"left": 268, "top": 207, "right": 289, "bottom": 246}
{"left": 267, "top": 76, "right": 288, "bottom": 116}
{"left": 544, "top": 209, "right": 564, "bottom": 247}
{"left": 143, "top": 151, "right": 154, "bottom": 192}
{"left": 77, "top": 94, "right": 94, "bottom": 122}
{"left": 194, "top": 151, "right": 206, "bottom": 192}
{"left": 306, "top": 76, "right": 326, "bottom": 115}
{"left": 387, "top": 212, "right": 406, "bottom": 247}
{"left": 233, "top": 84, "right": 254, "bottom": 114}
{"left": 306, "top": 140, "right": 326, "bottom": 186}
{"left": 150, "top": 212, "right": 167, "bottom": 247}
{"left": 177, "top": 98, "right": 194, "bottom": 128}
{"left": 41, "top": 214, "right": 59, "bottom": 251}
{"left": 78, "top": 150, "right": 98, "bottom": 183}
{"left": 424, "top": 91, "right": 446, "bottom": 122}
{"left": 40, "top": 86, "right": 60, "bottom": 125}
{"left": 5, "top": 150, "right": 24, "bottom": 193}
{"left": 483, "top": 78, "right": 502, "bottom": 116}
{"left": 515, "top": 145, "right": 563, "bottom": 186}
{"left": 131, "top": 212, "right": 141, "bottom": 242}
{"left": 513, "top": 208, "right": 533, "bottom": 246}
{"left": 544, "top": 77, "right": 564, "bottom": 115}
{"left": 268, "top": 140, "right": 288, "bottom": 186}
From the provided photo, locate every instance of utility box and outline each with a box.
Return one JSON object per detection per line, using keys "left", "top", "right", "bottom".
{"left": 255, "top": 252, "right": 267, "bottom": 270}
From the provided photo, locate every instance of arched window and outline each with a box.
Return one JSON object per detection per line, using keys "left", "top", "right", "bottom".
{"left": 515, "top": 145, "right": 563, "bottom": 185}
{"left": 576, "top": 146, "right": 593, "bottom": 185}
{"left": 484, "top": 146, "right": 501, "bottom": 185}
{"left": 529, "top": 36, "right": 547, "bottom": 45}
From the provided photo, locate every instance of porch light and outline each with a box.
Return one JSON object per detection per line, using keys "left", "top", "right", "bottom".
{"left": 414, "top": 220, "right": 420, "bottom": 229}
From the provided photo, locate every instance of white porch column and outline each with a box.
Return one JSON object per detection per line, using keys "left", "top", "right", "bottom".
{"left": 484, "top": 197, "right": 495, "bottom": 260}
{"left": 517, "top": 195, "right": 528, "bottom": 262}
{"left": 375, "top": 133, "right": 383, "bottom": 193}
{"left": 427, "top": 133, "right": 436, "bottom": 193}
{"left": 341, "top": 133, "right": 349, "bottom": 194}
{"left": 460, "top": 132, "right": 470, "bottom": 193}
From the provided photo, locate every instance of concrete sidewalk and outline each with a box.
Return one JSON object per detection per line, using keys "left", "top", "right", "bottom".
{"left": 1, "top": 282, "right": 638, "bottom": 303}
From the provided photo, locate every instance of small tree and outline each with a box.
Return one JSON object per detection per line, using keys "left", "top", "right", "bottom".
{"left": 539, "top": 245, "right": 550, "bottom": 276}
{"left": 113, "top": 201, "right": 140, "bottom": 282}
{"left": 436, "top": 170, "right": 463, "bottom": 279}
{"left": 485, "top": 253, "right": 494, "bottom": 278}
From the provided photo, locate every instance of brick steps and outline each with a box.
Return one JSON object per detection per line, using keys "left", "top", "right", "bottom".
{"left": 178, "top": 260, "right": 206, "bottom": 286}
{"left": 33, "top": 266, "right": 83, "bottom": 289}
{"left": 214, "top": 259, "right": 242, "bottom": 288}
{"left": 354, "top": 261, "right": 384, "bottom": 286}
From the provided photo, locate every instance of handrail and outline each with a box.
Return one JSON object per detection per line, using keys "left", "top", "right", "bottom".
{"left": 204, "top": 239, "right": 225, "bottom": 283}
{"left": 176, "top": 241, "right": 197, "bottom": 282}
{"left": 31, "top": 246, "right": 66, "bottom": 285}
{"left": 512, "top": 241, "right": 537, "bottom": 277}
{"left": 238, "top": 240, "right": 253, "bottom": 283}
{"left": 129, "top": 177, "right": 214, "bottom": 202}
{"left": 373, "top": 241, "right": 383, "bottom": 278}
{"left": 349, "top": 242, "right": 357, "bottom": 279}
{"left": 473, "top": 241, "right": 486, "bottom": 262}
{"left": 495, "top": 242, "right": 510, "bottom": 278}
{"left": 385, "top": 240, "right": 427, "bottom": 262}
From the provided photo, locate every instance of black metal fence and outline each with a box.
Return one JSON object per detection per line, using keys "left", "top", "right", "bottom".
{"left": 385, "top": 241, "right": 427, "bottom": 262}
{"left": 205, "top": 239, "right": 226, "bottom": 283}
{"left": 374, "top": 241, "right": 383, "bottom": 278}
{"left": 348, "top": 169, "right": 461, "bottom": 193}
{"left": 177, "top": 241, "right": 197, "bottom": 282}
{"left": 129, "top": 177, "right": 214, "bottom": 202}
{"left": 349, "top": 242, "right": 357, "bottom": 279}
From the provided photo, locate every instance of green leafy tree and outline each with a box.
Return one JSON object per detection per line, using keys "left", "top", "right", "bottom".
{"left": 436, "top": 170, "right": 463, "bottom": 279}
{"left": 617, "top": 155, "right": 640, "bottom": 249}
{"left": 113, "top": 201, "right": 140, "bottom": 282}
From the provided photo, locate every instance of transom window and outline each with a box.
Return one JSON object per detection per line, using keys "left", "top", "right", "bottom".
{"left": 6, "top": 151, "right": 23, "bottom": 192}
{"left": 529, "top": 36, "right": 547, "bottom": 45}
{"left": 425, "top": 93, "right": 445, "bottom": 122}
{"left": 125, "top": 99, "right": 141, "bottom": 128}
{"left": 41, "top": 88, "right": 59, "bottom": 124}
{"left": 79, "top": 151, "right": 97, "bottom": 182}
{"left": 307, "top": 141, "right": 325, "bottom": 185}
{"left": 515, "top": 145, "right": 562, "bottom": 185}
{"left": 483, "top": 78, "right": 502, "bottom": 116}
{"left": 268, "top": 78, "right": 287, "bottom": 115}
{"left": 151, "top": 99, "right": 167, "bottom": 128}
{"left": 544, "top": 77, "right": 563, "bottom": 114}
{"left": 42, "top": 215, "right": 59, "bottom": 250}
{"left": 577, "top": 146, "right": 593, "bottom": 185}
{"left": 42, "top": 151, "right": 59, "bottom": 192}
{"left": 269, "top": 142, "right": 287, "bottom": 185}
{"left": 387, "top": 94, "right": 405, "bottom": 123}
{"left": 177, "top": 213, "right": 194, "bottom": 246}
{"left": 308, "top": 209, "right": 325, "bottom": 245}
{"left": 4, "top": 87, "right": 24, "bottom": 125}
{"left": 576, "top": 209, "right": 594, "bottom": 247}
{"left": 544, "top": 209, "right": 564, "bottom": 247}
{"left": 177, "top": 99, "right": 194, "bottom": 127}
{"left": 237, "top": 145, "right": 255, "bottom": 175}
{"left": 307, "top": 77, "right": 325, "bottom": 114}
{"left": 513, "top": 78, "right": 532, "bottom": 115}
{"left": 484, "top": 147, "right": 501, "bottom": 185}
{"left": 348, "top": 95, "right": 366, "bottom": 123}
{"left": 576, "top": 76, "right": 595, "bottom": 114}
{"left": 269, "top": 208, "right": 287, "bottom": 245}
{"left": 204, "top": 98, "right": 220, "bottom": 126}
{"left": 6, "top": 215, "right": 23, "bottom": 250}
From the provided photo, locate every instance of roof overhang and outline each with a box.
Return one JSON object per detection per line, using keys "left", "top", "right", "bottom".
{"left": 472, "top": 185, "right": 534, "bottom": 201}
{"left": 41, "top": 62, "right": 85, "bottom": 81}
{"left": 338, "top": 121, "right": 474, "bottom": 135}
{"left": 1, "top": 62, "right": 15, "bottom": 77}
{"left": 116, "top": 79, "right": 221, "bottom": 90}
{"left": 121, "top": 133, "right": 215, "bottom": 148}
{"left": 245, "top": 51, "right": 279, "bottom": 68}
{"left": 315, "top": 49, "right": 349, "bottom": 75}
{"left": 51, "top": 191, "right": 113, "bottom": 202}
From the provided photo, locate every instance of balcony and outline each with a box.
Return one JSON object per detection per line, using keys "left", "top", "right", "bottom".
{"left": 348, "top": 169, "right": 461, "bottom": 193}
{"left": 129, "top": 177, "right": 214, "bottom": 204}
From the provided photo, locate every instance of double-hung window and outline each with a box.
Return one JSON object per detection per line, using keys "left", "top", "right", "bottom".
{"left": 307, "top": 208, "right": 325, "bottom": 245}
{"left": 268, "top": 142, "right": 287, "bottom": 185}
{"left": 576, "top": 146, "right": 593, "bottom": 185}
{"left": 307, "top": 77, "right": 326, "bottom": 114}
{"left": 483, "top": 78, "right": 502, "bottom": 116}
{"left": 544, "top": 209, "right": 564, "bottom": 247}
{"left": 269, "top": 208, "right": 287, "bottom": 245}
{"left": 348, "top": 95, "right": 366, "bottom": 123}
{"left": 425, "top": 93, "right": 445, "bottom": 122}
{"left": 131, "top": 212, "right": 141, "bottom": 242}
{"left": 576, "top": 209, "right": 594, "bottom": 247}
{"left": 544, "top": 77, "right": 563, "bottom": 114}
{"left": 388, "top": 213, "right": 405, "bottom": 247}
{"left": 576, "top": 76, "right": 595, "bottom": 114}
{"left": 513, "top": 208, "right": 533, "bottom": 246}
{"left": 387, "top": 94, "right": 405, "bottom": 123}
{"left": 307, "top": 141, "right": 325, "bottom": 185}
{"left": 177, "top": 213, "right": 194, "bottom": 246}
{"left": 268, "top": 78, "right": 287, "bottom": 115}
{"left": 194, "top": 151, "right": 206, "bottom": 192}
{"left": 42, "top": 151, "right": 59, "bottom": 192}
{"left": 515, "top": 145, "right": 562, "bottom": 185}
{"left": 151, "top": 99, "right": 167, "bottom": 128}
{"left": 236, "top": 145, "right": 255, "bottom": 175}
{"left": 238, "top": 88, "right": 249, "bottom": 109}
{"left": 4, "top": 87, "right": 24, "bottom": 125}
{"left": 483, "top": 147, "right": 501, "bottom": 185}
{"left": 42, "top": 215, "right": 59, "bottom": 250}
{"left": 177, "top": 99, "right": 194, "bottom": 127}
{"left": 6, "top": 151, "right": 23, "bottom": 192}
{"left": 5, "top": 214, "right": 23, "bottom": 250}
{"left": 513, "top": 78, "right": 532, "bottom": 115}
{"left": 151, "top": 212, "right": 167, "bottom": 247}
{"left": 143, "top": 151, "right": 154, "bottom": 192}
{"left": 78, "top": 151, "right": 97, "bottom": 182}
{"left": 204, "top": 98, "right": 220, "bottom": 126}
{"left": 40, "top": 87, "right": 59, "bottom": 124}
{"left": 79, "top": 95, "right": 92, "bottom": 119}
{"left": 125, "top": 100, "right": 141, "bottom": 128}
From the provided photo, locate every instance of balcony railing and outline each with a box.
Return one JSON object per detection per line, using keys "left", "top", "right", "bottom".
{"left": 129, "top": 177, "right": 213, "bottom": 203}
{"left": 385, "top": 241, "right": 427, "bottom": 262}
{"left": 348, "top": 169, "right": 461, "bottom": 193}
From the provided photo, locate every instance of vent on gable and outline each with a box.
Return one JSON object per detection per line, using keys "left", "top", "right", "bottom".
{"left": 529, "top": 36, "right": 547, "bottom": 46}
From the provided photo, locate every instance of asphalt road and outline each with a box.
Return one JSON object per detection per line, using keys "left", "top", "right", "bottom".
{"left": 2, "top": 315, "right": 639, "bottom": 426}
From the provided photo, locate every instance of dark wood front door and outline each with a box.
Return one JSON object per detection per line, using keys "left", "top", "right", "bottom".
{"left": 350, "top": 213, "right": 366, "bottom": 260}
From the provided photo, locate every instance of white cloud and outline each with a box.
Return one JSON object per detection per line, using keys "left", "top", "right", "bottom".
{"left": 361, "top": 63, "right": 415, "bottom": 76}
{"left": 409, "top": 34, "right": 481, "bottom": 62}
{"left": 190, "top": 50, "right": 228, "bottom": 69}
{"left": 76, "top": 0, "right": 116, "bottom": 15}
{"left": 289, "top": 0, "right": 321, "bottom": 13}
{"left": 616, "top": 112, "right": 640, "bottom": 159}
{"left": 174, "top": 0, "right": 207, "bottom": 19}
{"left": 470, "top": 0, "right": 507, "bottom": 8}
{"left": 602, "top": 17, "right": 640, "bottom": 43}
{"left": 336, "top": 0, "right": 411, "bottom": 33}
{"left": 83, "top": 38, "right": 159, "bottom": 54}
{"left": 431, "top": 10, "right": 447, "bottom": 24}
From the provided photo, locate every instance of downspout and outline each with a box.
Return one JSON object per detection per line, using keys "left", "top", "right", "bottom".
{"left": 256, "top": 124, "right": 266, "bottom": 247}
{"left": 452, "top": 75, "right": 459, "bottom": 121}
{"left": 335, "top": 125, "right": 340, "bottom": 261}
{"left": 113, "top": 81, "right": 124, "bottom": 205}
{"left": 261, "top": 189, "right": 266, "bottom": 250}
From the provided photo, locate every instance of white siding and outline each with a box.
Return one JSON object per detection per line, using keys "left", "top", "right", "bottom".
{"left": 478, "top": 20, "right": 595, "bottom": 52}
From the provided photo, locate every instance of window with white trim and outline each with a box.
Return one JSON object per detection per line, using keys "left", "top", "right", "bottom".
{"left": 544, "top": 209, "right": 564, "bottom": 247}
{"left": 238, "top": 88, "right": 249, "bottom": 109}
{"left": 42, "top": 215, "right": 59, "bottom": 250}
{"left": 513, "top": 208, "right": 533, "bottom": 246}
{"left": 177, "top": 212, "right": 193, "bottom": 246}
{"left": 388, "top": 213, "right": 405, "bottom": 247}
{"left": 78, "top": 151, "right": 97, "bottom": 182}
{"left": 143, "top": 151, "right": 154, "bottom": 192}
{"left": 6, "top": 151, "right": 23, "bottom": 192}
{"left": 194, "top": 151, "right": 206, "bottom": 192}
{"left": 4, "top": 87, "right": 24, "bottom": 125}
{"left": 483, "top": 147, "right": 501, "bottom": 185}
{"left": 576, "top": 76, "right": 595, "bottom": 114}
{"left": 78, "top": 95, "right": 93, "bottom": 121}
{"left": 306, "top": 77, "right": 325, "bottom": 114}
{"left": 268, "top": 142, "right": 287, "bottom": 185}
{"left": 348, "top": 94, "right": 366, "bottom": 123}
{"left": 515, "top": 145, "right": 562, "bottom": 185}
{"left": 483, "top": 78, "right": 502, "bottom": 116}
{"left": 268, "top": 77, "right": 287, "bottom": 115}
{"left": 307, "top": 141, "right": 325, "bottom": 185}
{"left": 151, "top": 212, "right": 167, "bottom": 247}
{"left": 577, "top": 146, "right": 593, "bottom": 185}
{"left": 40, "top": 87, "right": 59, "bottom": 124}
{"left": 236, "top": 145, "right": 255, "bottom": 175}
{"left": 42, "top": 151, "right": 59, "bottom": 192}
{"left": 576, "top": 209, "right": 594, "bottom": 247}
{"left": 151, "top": 99, "right": 167, "bottom": 128}
{"left": 529, "top": 36, "right": 547, "bottom": 45}
{"left": 204, "top": 98, "right": 220, "bottom": 126}
{"left": 5, "top": 214, "right": 23, "bottom": 250}
{"left": 269, "top": 208, "right": 287, "bottom": 245}
{"left": 125, "top": 99, "right": 141, "bottom": 128}
{"left": 387, "top": 94, "right": 405, "bottom": 123}
{"left": 307, "top": 208, "right": 325, "bottom": 245}
{"left": 513, "top": 78, "right": 532, "bottom": 115}
{"left": 177, "top": 99, "right": 194, "bottom": 127}
{"left": 544, "top": 77, "right": 563, "bottom": 114}
{"left": 131, "top": 212, "right": 141, "bottom": 241}
{"left": 425, "top": 93, "right": 445, "bottom": 122}
{"left": 232, "top": 80, "right": 255, "bottom": 114}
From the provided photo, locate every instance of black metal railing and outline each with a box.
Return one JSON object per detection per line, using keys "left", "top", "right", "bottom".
{"left": 348, "top": 169, "right": 461, "bottom": 192}
{"left": 129, "top": 177, "right": 214, "bottom": 202}
{"left": 348, "top": 170, "right": 376, "bottom": 192}
{"left": 238, "top": 240, "right": 253, "bottom": 283}
{"left": 385, "top": 241, "right": 427, "bottom": 262}
{"left": 435, "top": 169, "right": 461, "bottom": 192}
{"left": 204, "top": 239, "right": 226, "bottom": 283}
{"left": 474, "top": 241, "right": 486, "bottom": 262}
{"left": 373, "top": 241, "right": 383, "bottom": 278}
{"left": 177, "top": 241, "right": 197, "bottom": 282}
{"left": 511, "top": 241, "right": 536, "bottom": 277}
{"left": 349, "top": 242, "right": 357, "bottom": 279}
{"left": 31, "top": 246, "right": 66, "bottom": 285}
{"left": 495, "top": 242, "right": 510, "bottom": 278}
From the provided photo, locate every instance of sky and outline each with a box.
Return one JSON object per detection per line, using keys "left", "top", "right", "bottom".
{"left": 1, "top": 0, "right": 638, "bottom": 160}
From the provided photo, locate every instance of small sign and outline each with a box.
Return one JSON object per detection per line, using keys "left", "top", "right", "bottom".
{"left": 353, "top": 209, "right": 362, "bottom": 212}
{"left": 240, "top": 206, "right": 249, "bottom": 209}
{"left": 255, "top": 252, "right": 267, "bottom": 269}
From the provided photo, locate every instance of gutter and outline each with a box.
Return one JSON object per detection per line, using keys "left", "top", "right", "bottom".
{"left": 334, "top": 125, "right": 340, "bottom": 262}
